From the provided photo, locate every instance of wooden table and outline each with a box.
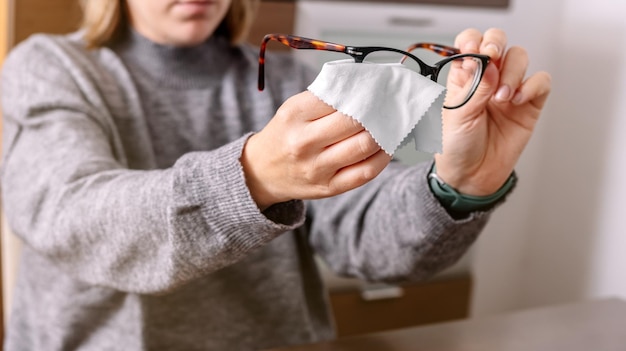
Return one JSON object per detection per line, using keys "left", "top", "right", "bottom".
{"left": 266, "top": 298, "right": 626, "bottom": 351}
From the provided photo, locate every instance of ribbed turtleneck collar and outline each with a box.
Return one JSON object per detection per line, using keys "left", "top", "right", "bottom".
{"left": 111, "top": 28, "right": 236, "bottom": 89}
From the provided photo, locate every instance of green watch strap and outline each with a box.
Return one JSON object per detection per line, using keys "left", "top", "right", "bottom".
{"left": 428, "top": 163, "right": 518, "bottom": 213}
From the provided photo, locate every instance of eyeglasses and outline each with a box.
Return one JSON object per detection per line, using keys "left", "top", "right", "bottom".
{"left": 258, "top": 34, "right": 490, "bottom": 109}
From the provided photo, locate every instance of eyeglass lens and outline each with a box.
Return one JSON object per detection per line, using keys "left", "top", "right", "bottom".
{"left": 362, "top": 51, "right": 483, "bottom": 109}
{"left": 437, "top": 56, "right": 484, "bottom": 109}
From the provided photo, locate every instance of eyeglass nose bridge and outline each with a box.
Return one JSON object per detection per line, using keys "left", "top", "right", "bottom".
{"left": 419, "top": 65, "right": 439, "bottom": 82}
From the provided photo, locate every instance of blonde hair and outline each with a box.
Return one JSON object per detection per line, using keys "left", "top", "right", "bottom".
{"left": 79, "top": 0, "right": 260, "bottom": 49}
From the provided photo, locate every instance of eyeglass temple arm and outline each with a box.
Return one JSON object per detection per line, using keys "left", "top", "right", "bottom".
{"left": 258, "top": 34, "right": 347, "bottom": 91}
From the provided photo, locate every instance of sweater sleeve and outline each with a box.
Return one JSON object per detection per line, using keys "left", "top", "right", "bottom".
{"left": 0, "top": 35, "right": 304, "bottom": 294}
{"left": 307, "top": 154, "right": 497, "bottom": 283}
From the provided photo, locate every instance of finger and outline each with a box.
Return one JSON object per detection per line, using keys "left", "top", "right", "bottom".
{"left": 279, "top": 91, "right": 336, "bottom": 122}
{"left": 494, "top": 46, "right": 529, "bottom": 103}
{"left": 330, "top": 149, "right": 391, "bottom": 194}
{"left": 307, "top": 111, "right": 365, "bottom": 147}
{"left": 454, "top": 28, "right": 482, "bottom": 53}
{"left": 511, "top": 71, "right": 552, "bottom": 109}
{"left": 318, "top": 129, "right": 382, "bottom": 171}
{"left": 480, "top": 28, "right": 507, "bottom": 62}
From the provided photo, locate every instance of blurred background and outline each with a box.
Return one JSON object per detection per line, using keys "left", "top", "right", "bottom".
{"left": 1, "top": 0, "right": 626, "bottom": 342}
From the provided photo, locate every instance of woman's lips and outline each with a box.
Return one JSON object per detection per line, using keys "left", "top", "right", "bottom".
{"left": 173, "top": 1, "right": 215, "bottom": 17}
{"left": 175, "top": 0, "right": 214, "bottom": 4}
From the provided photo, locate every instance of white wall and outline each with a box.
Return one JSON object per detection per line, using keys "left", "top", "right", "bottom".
{"left": 516, "top": 0, "right": 626, "bottom": 308}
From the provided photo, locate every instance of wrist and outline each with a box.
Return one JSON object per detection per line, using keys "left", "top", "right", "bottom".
{"left": 433, "top": 155, "right": 513, "bottom": 195}
{"left": 240, "top": 134, "right": 280, "bottom": 211}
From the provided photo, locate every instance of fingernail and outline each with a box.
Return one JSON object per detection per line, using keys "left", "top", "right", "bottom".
{"left": 512, "top": 92, "right": 524, "bottom": 105}
{"left": 462, "top": 59, "right": 477, "bottom": 70}
{"left": 495, "top": 85, "right": 511, "bottom": 102}
{"left": 485, "top": 43, "right": 499, "bottom": 57}
{"left": 465, "top": 41, "right": 479, "bottom": 52}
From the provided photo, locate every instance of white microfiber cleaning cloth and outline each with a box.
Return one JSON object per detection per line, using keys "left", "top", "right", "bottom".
{"left": 307, "top": 59, "right": 446, "bottom": 155}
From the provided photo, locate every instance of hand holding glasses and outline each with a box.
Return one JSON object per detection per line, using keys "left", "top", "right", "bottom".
{"left": 257, "top": 33, "right": 490, "bottom": 109}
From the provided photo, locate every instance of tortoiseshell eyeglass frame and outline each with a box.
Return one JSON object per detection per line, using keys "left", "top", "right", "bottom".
{"left": 258, "top": 34, "right": 490, "bottom": 109}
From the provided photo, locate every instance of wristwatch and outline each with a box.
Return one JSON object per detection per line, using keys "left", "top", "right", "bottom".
{"left": 428, "top": 163, "right": 518, "bottom": 213}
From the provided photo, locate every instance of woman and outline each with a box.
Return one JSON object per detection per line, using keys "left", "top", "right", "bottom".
{"left": 0, "top": 0, "right": 550, "bottom": 350}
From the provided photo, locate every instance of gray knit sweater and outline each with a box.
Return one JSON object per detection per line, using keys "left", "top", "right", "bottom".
{"left": 0, "top": 30, "right": 491, "bottom": 351}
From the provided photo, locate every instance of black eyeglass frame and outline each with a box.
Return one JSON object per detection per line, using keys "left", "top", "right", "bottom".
{"left": 258, "top": 34, "right": 491, "bottom": 109}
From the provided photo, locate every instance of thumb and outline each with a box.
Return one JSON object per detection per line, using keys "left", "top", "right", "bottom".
{"left": 471, "top": 61, "right": 500, "bottom": 105}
